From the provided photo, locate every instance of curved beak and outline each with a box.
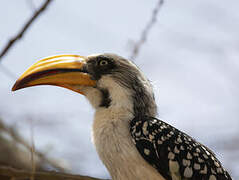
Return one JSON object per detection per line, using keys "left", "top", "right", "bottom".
{"left": 12, "top": 54, "right": 96, "bottom": 94}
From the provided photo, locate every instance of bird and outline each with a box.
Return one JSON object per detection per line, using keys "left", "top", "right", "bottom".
{"left": 12, "top": 53, "right": 232, "bottom": 180}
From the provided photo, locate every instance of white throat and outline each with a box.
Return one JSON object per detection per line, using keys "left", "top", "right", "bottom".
{"left": 92, "top": 76, "right": 134, "bottom": 134}
{"left": 82, "top": 76, "right": 162, "bottom": 180}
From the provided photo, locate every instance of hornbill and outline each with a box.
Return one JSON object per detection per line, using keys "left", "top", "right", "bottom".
{"left": 12, "top": 53, "right": 232, "bottom": 180}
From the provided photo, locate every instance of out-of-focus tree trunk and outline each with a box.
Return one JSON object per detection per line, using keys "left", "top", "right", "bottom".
{"left": 0, "top": 119, "right": 45, "bottom": 171}
{"left": 0, "top": 166, "right": 107, "bottom": 180}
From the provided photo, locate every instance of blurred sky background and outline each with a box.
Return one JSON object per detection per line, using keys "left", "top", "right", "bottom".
{"left": 0, "top": 0, "right": 238, "bottom": 179}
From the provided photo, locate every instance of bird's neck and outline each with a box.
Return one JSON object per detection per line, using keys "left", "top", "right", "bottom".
{"left": 91, "top": 78, "right": 158, "bottom": 180}
{"left": 91, "top": 80, "right": 134, "bottom": 177}
{"left": 96, "top": 76, "right": 157, "bottom": 119}
{"left": 131, "top": 83, "right": 157, "bottom": 118}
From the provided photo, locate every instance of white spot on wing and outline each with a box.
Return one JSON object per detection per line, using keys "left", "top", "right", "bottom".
{"left": 182, "top": 159, "right": 191, "bottom": 166}
{"left": 193, "top": 152, "right": 199, "bottom": 156}
{"left": 184, "top": 167, "right": 193, "bottom": 178}
{"left": 203, "top": 154, "right": 208, "bottom": 159}
{"left": 142, "top": 121, "right": 149, "bottom": 135}
{"left": 200, "top": 165, "right": 207, "bottom": 174}
{"left": 194, "top": 163, "right": 201, "bottom": 170}
{"left": 144, "top": 148, "right": 150, "bottom": 155}
{"left": 149, "top": 134, "right": 154, "bottom": 140}
{"left": 169, "top": 160, "right": 180, "bottom": 180}
{"left": 198, "top": 157, "right": 204, "bottom": 163}
{"left": 211, "top": 168, "right": 216, "bottom": 174}
{"left": 217, "top": 167, "right": 223, "bottom": 173}
{"left": 187, "top": 152, "right": 192, "bottom": 159}
{"left": 168, "top": 152, "right": 175, "bottom": 160}
{"left": 209, "top": 175, "right": 217, "bottom": 180}
{"left": 174, "top": 146, "right": 180, "bottom": 154}
{"left": 177, "top": 137, "right": 182, "bottom": 143}
{"left": 196, "top": 148, "right": 201, "bottom": 153}
{"left": 214, "top": 161, "right": 220, "bottom": 167}
{"left": 135, "top": 131, "right": 141, "bottom": 136}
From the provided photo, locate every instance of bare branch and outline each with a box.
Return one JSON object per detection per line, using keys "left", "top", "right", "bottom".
{"left": 30, "top": 120, "right": 36, "bottom": 180}
{"left": 0, "top": 0, "right": 54, "bottom": 61}
{"left": 130, "top": 0, "right": 164, "bottom": 61}
{"left": 0, "top": 166, "right": 106, "bottom": 180}
{"left": 0, "top": 119, "right": 66, "bottom": 172}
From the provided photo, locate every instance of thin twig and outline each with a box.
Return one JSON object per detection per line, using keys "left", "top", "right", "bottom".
{"left": 130, "top": 0, "right": 164, "bottom": 61}
{"left": 0, "top": 0, "right": 54, "bottom": 61}
{"left": 30, "top": 120, "right": 36, "bottom": 180}
{"left": 0, "top": 119, "right": 66, "bottom": 172}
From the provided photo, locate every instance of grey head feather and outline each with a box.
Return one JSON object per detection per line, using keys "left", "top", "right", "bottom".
{"left": 103, "top": 54, "right": 157, "bottom": 118}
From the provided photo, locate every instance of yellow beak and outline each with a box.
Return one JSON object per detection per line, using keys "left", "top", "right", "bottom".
{"left": 12, "top": 54, "right": 96, "bottom": 94}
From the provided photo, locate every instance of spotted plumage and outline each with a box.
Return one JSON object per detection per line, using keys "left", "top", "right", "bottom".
{"left": 130, "top": 116, "right": 232, "bottom": 180}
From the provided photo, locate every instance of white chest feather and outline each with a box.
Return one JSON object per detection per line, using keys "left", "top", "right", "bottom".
{"left": 92, "top": 107, "right": 165, "bottom": 180}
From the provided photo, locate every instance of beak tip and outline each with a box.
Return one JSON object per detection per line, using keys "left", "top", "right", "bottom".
{"left": 12, "top": 87, "right": 17, "bottom": 92}
{"left": 12, "top": 80, "right": 21, "bottom": 92}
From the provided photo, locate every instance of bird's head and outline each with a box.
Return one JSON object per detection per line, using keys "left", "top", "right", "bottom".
{"left": 12, "top": 53, "right": 157, "bottom": 117}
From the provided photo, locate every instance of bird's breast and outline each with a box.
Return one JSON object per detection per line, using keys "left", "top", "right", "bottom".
{"left": 92, "top": 108, "right": 165, "bottom": 180}
{"left": 92, "top": 107, "right": 133, "bottom": 161}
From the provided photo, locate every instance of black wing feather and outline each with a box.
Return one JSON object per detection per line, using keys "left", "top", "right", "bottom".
{"left": 130, "top": 116, "right": 232, "bottom": 180}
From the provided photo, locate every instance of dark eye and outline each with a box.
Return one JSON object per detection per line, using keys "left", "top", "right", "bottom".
{"left": 99, "top": 60, "right": 108, "bottom": 66}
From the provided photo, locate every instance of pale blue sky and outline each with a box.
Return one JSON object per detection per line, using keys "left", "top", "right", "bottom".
{"left": 0, "top": 0, "right": 238, "bottom": 178}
